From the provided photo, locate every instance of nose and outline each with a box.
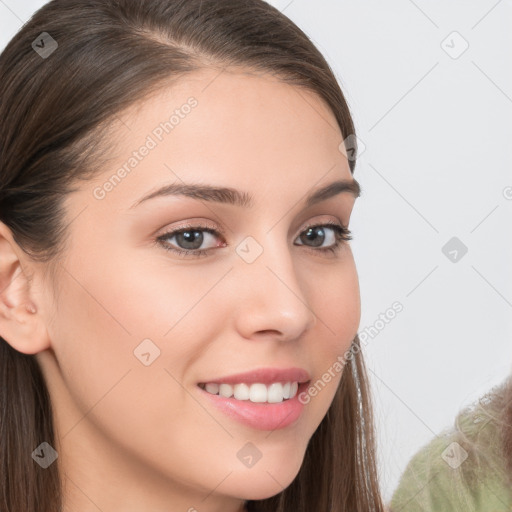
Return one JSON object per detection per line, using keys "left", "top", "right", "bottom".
{"left": 231, "top": 235, "right": 318, "bottom": 343}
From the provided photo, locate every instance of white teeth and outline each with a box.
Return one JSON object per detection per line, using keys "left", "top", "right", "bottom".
{"left": 282, "top": 382, "right": 291, "bottom": 399}
{"left": 234, "top": 383, "right": 250, "bottom": 400}
{"left": 267, "top": 383, "right": 284, "bottom": 403}
{"left": 219, "top": 383, "right": 233, "bottom": 398}
{"left": 249, "top": 383, "right": 267, "bottom": 403}
{"left": 201, "top": 381, "right": 299, "bottom": 403}
{"left": 205, "top": 383, "right": 219, "bottom": 394}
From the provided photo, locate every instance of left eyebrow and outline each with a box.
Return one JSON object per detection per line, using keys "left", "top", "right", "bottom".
{"left": 128, "top": 178, "right": 361, "bottom": 210}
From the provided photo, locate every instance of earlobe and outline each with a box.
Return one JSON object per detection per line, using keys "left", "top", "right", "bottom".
{"left": 0, "top": 221, "right": 50, "bottom": 355}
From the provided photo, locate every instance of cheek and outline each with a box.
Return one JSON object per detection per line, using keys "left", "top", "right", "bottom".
{"left": 50, "top": 240, "right": 231, "bottom": 413}
{"left": 52, "top": 253, "right": 206, "bottom": 371}
{"left": 300, "top": 255, "right": 360, "bottom": 416}
{"left": 48, "top": 251, "right": 238, "bottom": 483}
{"left": 310, "top": 252, "right": 361, "bottom": 348}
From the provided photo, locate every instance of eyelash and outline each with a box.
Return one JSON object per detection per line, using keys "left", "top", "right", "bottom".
{"left": 155, "top": 220, "right": 353, "bottom": 259}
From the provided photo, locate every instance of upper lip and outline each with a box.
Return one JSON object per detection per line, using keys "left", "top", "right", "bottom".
{"left": 198, "top": 367, "right": 311, "bottom": 385}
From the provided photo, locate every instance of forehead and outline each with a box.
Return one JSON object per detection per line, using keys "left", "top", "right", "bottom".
{"left": 75, "top": 67, "right": 352, "bottom": 214}
{"left": 117, "top": 66, "right": 343, "bottom": 148}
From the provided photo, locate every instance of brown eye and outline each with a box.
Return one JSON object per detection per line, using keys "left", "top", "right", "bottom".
{"left": 295, "top": 222, "right": 352, "bottom": 255}
{"left": 156, "top": 225, "right": 224, "bottom": 257}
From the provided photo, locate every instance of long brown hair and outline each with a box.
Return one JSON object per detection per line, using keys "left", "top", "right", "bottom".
{"left": 0, "top": 1, "right": 383, "bottom": 511}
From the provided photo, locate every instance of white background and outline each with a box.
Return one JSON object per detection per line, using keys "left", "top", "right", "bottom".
{"left": 1, "top": 0, "right": 511, "bottom": 504}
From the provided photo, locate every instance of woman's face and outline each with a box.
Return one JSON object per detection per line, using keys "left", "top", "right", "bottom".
{"left": 35, "top": 67, "right": 360, "bottom": 511}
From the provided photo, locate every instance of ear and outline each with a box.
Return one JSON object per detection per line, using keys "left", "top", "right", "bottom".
{"left": 0, "top": 220, "right": 51, "bottom": 354}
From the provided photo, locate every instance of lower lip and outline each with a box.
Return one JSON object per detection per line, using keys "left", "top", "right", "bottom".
{"left": 198, "top": 382, "right": 309, "bottom": 431}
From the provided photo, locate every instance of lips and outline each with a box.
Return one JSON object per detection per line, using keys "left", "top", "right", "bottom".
{"left": 198, "top": 380, "right": 310, "bottom": 431}
{"left": 195, "top": 367, "right": 312, "bottom": 430}
{"left": 197, "top": 366, "right": 311, "bottom": 386}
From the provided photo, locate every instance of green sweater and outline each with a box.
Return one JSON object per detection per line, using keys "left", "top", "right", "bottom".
{"left": 390, "top": 384, "right": 512, "bottom": 512}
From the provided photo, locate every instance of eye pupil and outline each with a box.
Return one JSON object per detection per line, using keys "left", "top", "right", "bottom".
{"left": 177, "top": 230, "right": 203, "bottom": 250}
{"left": 302, "top": 226, "right": 325, "bottom": 247}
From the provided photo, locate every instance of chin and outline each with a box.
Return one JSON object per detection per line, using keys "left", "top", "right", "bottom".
{"left": 226, "top": 456, "right": 303, "bottom": 500}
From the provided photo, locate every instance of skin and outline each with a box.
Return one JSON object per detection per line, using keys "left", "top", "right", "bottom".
{"left": 0, "top": 67, "right": 360, "bottom": 512}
